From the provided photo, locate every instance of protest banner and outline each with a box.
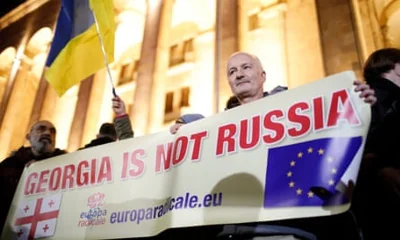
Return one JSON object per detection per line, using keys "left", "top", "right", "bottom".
{"left": 1, "top": 71, "right": 371, "bottom": 239}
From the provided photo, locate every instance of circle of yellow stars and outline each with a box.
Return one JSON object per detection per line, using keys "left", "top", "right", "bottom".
{"left": 287, "top": 147, "right": 337, "bottom": 199}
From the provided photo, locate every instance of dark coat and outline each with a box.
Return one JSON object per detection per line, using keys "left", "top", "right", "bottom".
{"left": 365, "top": 78, "right": 400, "bottom": 167}
{"left": 80, "top": 136, "right": 115, "bottom": 149}
{"left": 352, "top": 77, "right": 400, "bottom": 238}
{"left": 0, "top": 147, "right": 66, "bottom": 230}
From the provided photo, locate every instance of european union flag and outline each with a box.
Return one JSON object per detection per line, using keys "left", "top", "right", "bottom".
{"left": 264, "top": 136, "right": 362, "bottom": 208}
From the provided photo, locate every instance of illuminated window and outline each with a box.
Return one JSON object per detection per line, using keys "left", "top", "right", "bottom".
{"left": 180, "top": 87, "right": 190, "bottom": 107}
{"left": 118, "top": 60, "right": 138, "bottom": 86}
{"left": 249, "top": 13, "right": 259, "bottom": 31}
{"left": 163, "top": 86, "right": 191, "bottom": 123}
{"left": 169, "top": 38, "right": 194, "bottom": 67}
{"left": 164, "top": 91, "right": 174, "bottom": 114}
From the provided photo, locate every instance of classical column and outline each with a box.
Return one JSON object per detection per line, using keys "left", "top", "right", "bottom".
{"left": 80, "top": 71, "right": 109, "bottom": 146}
{"left": 37, "top": 78, "right": 58, "bottom": 122}
{"left": 67, "top": 76, "right": 94, "bottom": 151}
{"left": 0, "top": 56, "right": 36, "bottom": 160}
{"left": 28, "top": 19, "right": 58, "bottom": 128}
{"left": 240, "top": 1, "right": 289, "bottom": 90}
{"left": 285, "top": 0, "right": 325, "bottom": 87}
{"left": 215, "top": 0, "right": 239, "bottom": 112}
{"left": 131, "top": 0, "right": 174, "bottom": 135}
{"left": 315, "top": 0, "right": 362, "bottom": 78}
{"left": 350, "top": 0, "right": 385, "bottom": 61}
{"left": 0, "top": 49, "right": 25, "bottom": 135}
{"left": 381, "top": 24, "right": 395, "bottom": 47}
{"left": 28, "top": 75, "right": 49, "bottom": 127}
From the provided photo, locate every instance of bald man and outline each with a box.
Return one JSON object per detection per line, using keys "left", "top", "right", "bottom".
{"left": 0, "top": 120, "right": 66, "bottom": 231}
{"left": 171, "top": 52, "right": 376, "bottom": 134}
{"left": 164, "top": 52, "right": 376, "bottom": 239}
{"left": 227, "top": 51, "right": 375, "bottom": 105}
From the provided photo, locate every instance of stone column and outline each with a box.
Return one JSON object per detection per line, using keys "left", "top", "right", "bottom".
{"left": 285, "top": 0, "right": 325, "bottom": 87}
{"left": 350, "top": 0, "right": 385, "bottom": 62}
{"left": 315, "top": 0, "right": 363, "bottom": 78}
{"left": 131, "top": 0, "right": 174, "bottom": 135}
{"left": 215, "top": 0, "right": 239, "bottom": 112}
{"left": 80, "top": 71, "right": 108, "bottom": 146}
{"left": 0, "top": 54, "right": 24, "bottom": 136}
{"left": 0, "top": 56, "right": 36, "bottom": 159}
{"left": 28, "top": 74, "right": 49, "bottom": 127}
{"left": 241, "top": 1, "right": 289, "bottom": 90}
{"left": 38, "top": 79, "right": 58, "bottom": 122}
{"left": 67, "top": 76, "right": 94, "bottom": 151}
{"left": 190, "top": 31, "right": 215, "bottom": 117}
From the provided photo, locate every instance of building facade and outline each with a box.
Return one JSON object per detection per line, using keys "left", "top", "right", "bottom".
{"left": 0, "top": 0, "right": 397, "bottom": 160}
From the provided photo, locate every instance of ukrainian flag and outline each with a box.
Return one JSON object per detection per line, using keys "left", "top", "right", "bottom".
{"left": 45, "top": 0, "right": 115, "bottom": 96}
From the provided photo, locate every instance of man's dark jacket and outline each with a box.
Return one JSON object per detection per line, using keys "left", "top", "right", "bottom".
{"left": 364, "top": 77, "right": 400, "bottom": 167}
{"left": 80, "top": 136, "right": 115, "bottom": 149}
{"left": 0, "top": 147, "right": 66, "bottom": 231}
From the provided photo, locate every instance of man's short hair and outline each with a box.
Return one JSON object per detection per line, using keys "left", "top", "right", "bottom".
{"left": 363, "top": 48, "right": 400, "bottom": 82}
{"left": 99, "top": 123, "right": 117, "bottom": 139}
{"left": 227, "top": 52, "right": 265, "bottom": 75}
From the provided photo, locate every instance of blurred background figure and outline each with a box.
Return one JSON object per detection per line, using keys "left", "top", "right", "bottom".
{"left": 81, "top": 122, "right": 117, "bottom": 149}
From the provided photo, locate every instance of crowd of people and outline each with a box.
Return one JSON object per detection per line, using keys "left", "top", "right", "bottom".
{"left": 1, "top": 47, "right": 399, "bottom": 239}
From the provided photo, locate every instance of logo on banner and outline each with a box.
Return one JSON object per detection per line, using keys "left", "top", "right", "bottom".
{"left": 264, "top": 136, "right": 362, "bottom": 208}
{"left": 13, "top": 193, "right": 62, "bottom": 240}
{"left": 78, "top": 192, "right": 107, "bottom": 227}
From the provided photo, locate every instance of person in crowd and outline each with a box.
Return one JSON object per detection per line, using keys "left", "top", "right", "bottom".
{"left": 352, "top": 47, "right": 400, "bottom": 240}
{"left": 170, "top": 113, "right": 205, "bottom": 134}
{"left": 0, "top": 120, "right": 66, "bottom": 231}
{"left": 80, "top": 123, "right": 118, "bottom": 149}
{"left": 224, "top": 95, "right": 241, "bottom": 111}
{"left": 78, "top": 96, "right": 134, "bottom": 150}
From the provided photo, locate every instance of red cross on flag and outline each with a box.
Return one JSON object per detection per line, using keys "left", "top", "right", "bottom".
{"left": 14, "top": 193, "right": 62, "bottom": 239}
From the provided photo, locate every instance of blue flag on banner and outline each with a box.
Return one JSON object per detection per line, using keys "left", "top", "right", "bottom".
{"left": 263, "top": 136, "right": 362, "bottom": 208}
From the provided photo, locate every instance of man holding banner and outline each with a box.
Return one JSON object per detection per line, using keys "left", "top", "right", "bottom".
{"left": 165, "top": 51, "right": 376, "bottom": 240}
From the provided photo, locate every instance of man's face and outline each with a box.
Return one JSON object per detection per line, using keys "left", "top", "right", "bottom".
{"left": 26, "top": 121, "right": 56, "bottom": 155}
{"left": 227, "top": 53, "right": 265, "bottom": 99}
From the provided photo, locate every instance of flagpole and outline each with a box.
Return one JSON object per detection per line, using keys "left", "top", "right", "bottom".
{"left": 92, "top": 10, "right": 117, "bottom": 97}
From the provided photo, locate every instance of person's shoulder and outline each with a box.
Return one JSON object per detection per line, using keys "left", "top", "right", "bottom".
{"left": 0, "top": 147, "right": 30, "bottom": 168}
{"left": 263, "top": 86, "right": 288, "bottom": 98}
{"left": 176, "top": 114, "right": 205, "bottom": 124}
{"left": 53, "top": 148, "right": 67, "bottom": 156}
{"left": 269, "top": 86, "right": 288, "bottom": 95}
{"left": 0, "top": 155, "right": 17, "bottom": 168}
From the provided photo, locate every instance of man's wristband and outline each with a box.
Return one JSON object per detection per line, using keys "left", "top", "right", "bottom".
{"left": 115, "top": 113, "right": 128, "bottom": 119}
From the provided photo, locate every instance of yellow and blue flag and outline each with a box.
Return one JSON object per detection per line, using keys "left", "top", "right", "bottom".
{"left": 263, "top": 136, "right": 362, "bottom": 208}
{"left": 45, "top": 0, "right": 115, "bottom": 96}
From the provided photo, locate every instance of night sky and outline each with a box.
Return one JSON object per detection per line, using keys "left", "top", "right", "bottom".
{"left": 0, "top": 0, "right": 25, "bottom": 18}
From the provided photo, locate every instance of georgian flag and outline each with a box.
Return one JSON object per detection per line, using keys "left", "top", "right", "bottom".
{"left": 14, "top": 193, "right": 62, "bottom": 239}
